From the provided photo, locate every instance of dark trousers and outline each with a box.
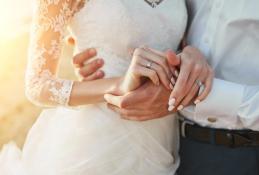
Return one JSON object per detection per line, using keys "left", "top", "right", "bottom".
{"left": 177, "top": 137, "right": 259, "bottom": 175}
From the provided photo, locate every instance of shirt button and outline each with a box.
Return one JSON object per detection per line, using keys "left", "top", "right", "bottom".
{"left": 208, "top": 117, "right": 217, "bottom": 123}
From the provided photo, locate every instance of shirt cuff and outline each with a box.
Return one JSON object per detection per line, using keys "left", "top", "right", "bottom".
{"left": 195, "top": 78, "right": 245, "bottom": 126}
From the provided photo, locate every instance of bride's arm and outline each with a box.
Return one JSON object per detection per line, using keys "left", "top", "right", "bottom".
{"left": 26, "top": 0, "right": 121, "bottom": 107}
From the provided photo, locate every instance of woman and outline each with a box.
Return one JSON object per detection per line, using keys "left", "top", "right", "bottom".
{"left": 1, "top": 0, "right": 210, "bottom": 174}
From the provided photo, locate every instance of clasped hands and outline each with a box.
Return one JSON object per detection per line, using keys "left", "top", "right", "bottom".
{"left": 73, "top": 45, "right": 214, "bottom": 121}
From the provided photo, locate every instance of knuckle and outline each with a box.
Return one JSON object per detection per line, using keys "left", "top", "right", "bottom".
{"left": 120, "top": 99, "right": 128, "bottom": 108}
{"left": 194, "top": 65, "right": 202, "bottom": 74}
{"left": 184, "top": 59, "right": 192, "bottom": 68}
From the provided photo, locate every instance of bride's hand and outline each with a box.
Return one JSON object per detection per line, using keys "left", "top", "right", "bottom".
{"left": 119, "top": 46, "right": 174, "bottom": 94}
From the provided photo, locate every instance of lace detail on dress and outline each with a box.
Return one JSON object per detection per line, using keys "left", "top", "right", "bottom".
{"left": 25, "top": 0, "right": 85, "bottom": 107}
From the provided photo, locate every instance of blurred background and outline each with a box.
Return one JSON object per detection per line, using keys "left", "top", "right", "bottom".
{"left": 0, "top": 0, "right": 76, "bottom": 148}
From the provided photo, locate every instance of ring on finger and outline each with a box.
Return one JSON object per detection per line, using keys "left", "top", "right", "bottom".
{"left": 146, "top": 61, "right": 153, "bottom": 69}
{"left": 195, "top": 79, "right": 203, "bottom": 87}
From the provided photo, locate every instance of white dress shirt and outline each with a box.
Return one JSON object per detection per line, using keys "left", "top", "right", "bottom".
{"left": 181, "top": 0, "right": 259, "bottom": 131}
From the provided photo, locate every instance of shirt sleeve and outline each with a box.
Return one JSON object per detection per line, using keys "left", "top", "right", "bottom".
{"left": 194, "top": 78, "right": 259, "bottom": 130}
{"left": 25, "top": 0, "right": 85, "bottom": 107}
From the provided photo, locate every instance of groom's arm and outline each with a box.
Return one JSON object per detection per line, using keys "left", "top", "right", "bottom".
{"left": 188, "top": 79, "right": 259, "bottom": 130}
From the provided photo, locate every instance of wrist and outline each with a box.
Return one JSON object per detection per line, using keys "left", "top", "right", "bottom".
{"left": 107, "top": 77, "right": 125, "bottom": 95}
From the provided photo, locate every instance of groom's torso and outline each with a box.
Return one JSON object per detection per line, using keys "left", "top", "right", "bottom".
{"left": 186, "top": 0, "right": 259, "bottom": 85}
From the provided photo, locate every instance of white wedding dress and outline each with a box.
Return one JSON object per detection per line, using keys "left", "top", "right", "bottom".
{"left": 0, "top": 0, "right": 187, "bottom": 174}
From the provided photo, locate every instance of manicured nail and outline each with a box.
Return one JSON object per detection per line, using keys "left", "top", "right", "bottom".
{"left": 168, "top": 105, "right": 175, "bottom": 111}
{"left": 177, "top": 105, "right": 184, "bottom": 111}
{"left": 175, "top": 70, "right": 179, "bottom": 77}
{"left": 168, "top": 98, "right": 176, "bottom": 106}
{"left": 194, "top": 100, "right": 201, "bottom": 105}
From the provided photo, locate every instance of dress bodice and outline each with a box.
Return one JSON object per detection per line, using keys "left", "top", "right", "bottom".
{"left": 25, "top": 0, "right": 187, "bottom": 107}
{"left": 70, "top": 0, "right": 187, "bottom": 77}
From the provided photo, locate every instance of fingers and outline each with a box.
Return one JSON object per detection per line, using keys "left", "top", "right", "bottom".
{"left": 168, "top": 57, "right": 193, "bottom": 109}
{"left": 195, "top": 66, "right": 214, "bottom": 104}
{"left": 167, "top": 50, "right": 181, "bottom": 66}
{"left": 73, "top": 48, "right": 97, "bottom": 67}
{"left": 107, "top": 104, "right": 148, "bottom": 118}
{"left": 179, "top": 61, "right": 204, "bottom": 99}
{"left": 104, "top": 94, "right": 125, "bottom": 108}
{"left": 132, "top": 64, "right": 160, "bottom": 86}
{"left": 134, "top": 47, "right": 171, "bottom": 79}
{"left": 145, "top": 47, "right": 167, "bottom": 58}
{"left": 107, "top": 104, "right": 164, "bottom": 121}
{"left": 78, "top": 59, "right": 104, "bottom": 77}
{"left": 138, "top": 58, "right": 170, "bottom": 89}
{"left": 178, "top": 82, "right": 199, "bottom": 109}
{"left": 82, "top": 70, "right": 105, "bottom": 81}
{"left": 176, "top": 64, "right": 206, "bottom": 108}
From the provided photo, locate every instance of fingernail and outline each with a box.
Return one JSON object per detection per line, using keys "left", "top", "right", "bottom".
{"left": 174, "top": 70, "right": 179, "bottom": 77}
{"left": 177, "top": 105, "right": 184, "bottom": 111}
{"left": 168, "top": 105, "right": 175, "bottom": 112}
{"left": 97, "top": 71, "right": 103, "bottom": 76}
{"left": 97, "top": 59, "right": 103, "bottom": 65}
{"left": 194, "top": 100, "right": 201, "bottom": 105}
{"left": 89, "top": 48, "right": 96, "bottom": 55}
{"left": 168, "top": 98, "right": 176, "bottom": 106}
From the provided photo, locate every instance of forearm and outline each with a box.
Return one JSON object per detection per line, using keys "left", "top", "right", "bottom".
{"left": 69, "top": 77, "right": 121, "bottom": 106}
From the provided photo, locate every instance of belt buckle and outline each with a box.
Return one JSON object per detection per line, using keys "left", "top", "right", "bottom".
{"left": 226, "top": 131, "right": 256, "bottom": 148}
{"left": 180, "top": 119, "right": 194, "bottom": 138}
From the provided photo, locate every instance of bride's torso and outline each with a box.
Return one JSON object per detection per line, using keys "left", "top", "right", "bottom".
{"left": 70, "top": 0, "right": 187, "bottom": 77}
{"left": 20, "top": 1, "right": 188, "bottom": 174}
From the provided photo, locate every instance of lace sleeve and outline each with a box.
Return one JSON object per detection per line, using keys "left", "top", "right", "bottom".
{"left": 25, "top": 0, "right": 84, "bottom": 107}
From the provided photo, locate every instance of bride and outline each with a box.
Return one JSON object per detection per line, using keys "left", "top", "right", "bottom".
{"left": 1, "top": 0, "right": 199, "bottom": 174}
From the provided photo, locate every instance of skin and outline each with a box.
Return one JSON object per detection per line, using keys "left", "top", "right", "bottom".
{"left": 168, "top": 46, "right": 214, "bottom": 111}
{"left": 69, "top": 47, "right": 175, "bottom": 106}
{"left": 74, "top": 46, "right": 214, "bottom": 121}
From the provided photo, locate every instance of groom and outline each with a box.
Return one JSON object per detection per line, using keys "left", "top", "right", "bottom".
{"left": 72, "top": 1, "right": 259, "bottom": 174}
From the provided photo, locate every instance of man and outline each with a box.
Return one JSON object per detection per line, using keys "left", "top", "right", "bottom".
{"left": 72, "top": 0, "right": 259, "bottom": 174}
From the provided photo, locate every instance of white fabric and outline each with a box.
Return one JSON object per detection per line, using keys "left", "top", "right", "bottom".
{"left": 181, "top": 0, "right": 259, "bottom": 131}
{"left": 1, "top": 0, "right": 187, "bottom": 174}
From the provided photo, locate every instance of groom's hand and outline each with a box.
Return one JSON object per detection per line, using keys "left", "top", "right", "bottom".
{"left": 104, "top": 81, "right": 173, "bottom": 121}
{"left": 73, "top": 48, "right": 105, "bottom": 81}
{"left": 167, "top": 46, "right": 214, "bottom": 111}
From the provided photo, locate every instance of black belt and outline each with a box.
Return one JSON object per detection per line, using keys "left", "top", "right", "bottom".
{"left": 179, "top": 119, "right": 259, "bottom": 148}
